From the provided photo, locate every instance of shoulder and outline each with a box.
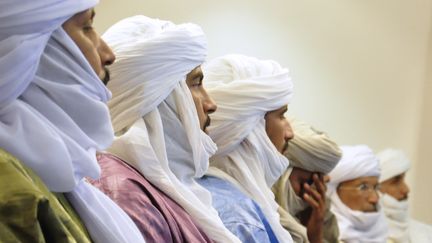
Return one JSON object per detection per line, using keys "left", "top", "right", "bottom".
{"left": 199, "top": 176, "right": 266, "bottom": 227}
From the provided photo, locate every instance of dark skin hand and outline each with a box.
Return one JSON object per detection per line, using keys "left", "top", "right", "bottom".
{"left": 301, "top": 173, "right": 326, "bottom": 243}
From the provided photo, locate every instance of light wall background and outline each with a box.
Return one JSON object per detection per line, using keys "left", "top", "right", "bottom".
{"left": 95, "top": 0, "right": 432, "bottom": 224}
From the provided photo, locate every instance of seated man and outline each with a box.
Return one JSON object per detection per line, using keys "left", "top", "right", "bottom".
{"left": 378, "top": 149, "right": 432, "bottom": 243}
{"left": 327, "top": 145, "right": 389, "bottom": 243}
{"left": 272, "top": 118, "right": 342, "bottom": 243}
{"left": 203, "top": 54, "right": 295, "bottom": 243}
{"left": 0, "top": 1, "right": 144, "bottom": 242}
{"left": 89, "top": 16, "right": 242, "bottom": 243}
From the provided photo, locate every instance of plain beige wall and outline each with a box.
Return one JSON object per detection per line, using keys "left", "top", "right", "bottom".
{"left": 95, "top": 0, "right": 432, "bottom": 224}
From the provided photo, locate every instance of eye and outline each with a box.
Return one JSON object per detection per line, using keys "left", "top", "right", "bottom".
{"left": 83, "top": 25, "right": 93, "bottom": 32}
{"left": 83, "top": 20, "right": 94, "bottom": 33}
{"left": 358, "top": 183, "right": 369, "bottom": 191}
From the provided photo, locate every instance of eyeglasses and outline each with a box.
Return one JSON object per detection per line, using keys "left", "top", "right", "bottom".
{"left": 338, "top": 183, "right": 381, "bottom": 194}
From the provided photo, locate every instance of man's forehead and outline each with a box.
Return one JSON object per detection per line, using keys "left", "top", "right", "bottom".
{"left": 343, "top": 176, "right": 378, "bottom": 185}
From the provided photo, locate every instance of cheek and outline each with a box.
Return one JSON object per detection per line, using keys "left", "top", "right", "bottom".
{"left": 190, "top": 91, "right": 205, "bottom": 122}
{"left": 78, "top": 36, "right": 102, "bottom": 75}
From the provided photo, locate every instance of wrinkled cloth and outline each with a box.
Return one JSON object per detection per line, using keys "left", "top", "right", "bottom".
{"left": 0, "top": 148, "right": 91, "bottom": 243}
{"left": 284, "top": 118, "right": 342, "bottom": 174}
{"left": 377, "top": 149, "right": 410, "bottom": 183}
{"left": 199, "top": 175, "right": 279, "bottom": 243}
{"left": 380, "top": 193, "right": 410, "bottom": 243}
{"left": 89, "top": 153, "right": 214, "bottom": 243}
{"left": 103, "top": 16, "right": 239, "bottom": 243}
{"left": 0, "top": 2, "right": 145, "bottom": 242}
{"left": 327, "top": 145, "right": 388, "bottom": 243}
{"left": 204, "top": 54, "right": 294, "bottom": 243}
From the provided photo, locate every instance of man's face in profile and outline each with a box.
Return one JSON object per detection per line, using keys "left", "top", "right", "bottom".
{"left": 379, "top": 172, "right": 409, "bottom": 201}
{"left": 63, "top": 8, "right": 115, "bottom": 85}
{"left": 264, "top": 105, "right": 293, "bottom": 154}
{"left": 185, "top": 66, "right": 217, "bottom": 133}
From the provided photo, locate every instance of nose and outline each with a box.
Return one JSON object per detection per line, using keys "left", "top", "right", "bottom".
{"left": 368, "top": 190, "right": 379, "bottom": 204}
{"left": 401, "top": 181, "right": 410, "bottom": 197}
{"left": 285, "top": 120, "right": 294, "bottom": 142}
{"left": 99, "top": 38, "right": 116, "bottom": 66}
{"left": 203, "top": 89, "right": 217, "bottom": 114}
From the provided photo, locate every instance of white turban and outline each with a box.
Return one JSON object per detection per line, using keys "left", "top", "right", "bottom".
{"left": 327, "top": 145, "right": 388, "bottom": 243}
{"left": 377, "top": 148, "right": 410, "bottom": 183}
{"left": 205, "top": 54, "right": 294, "bottom": 243}
{"left": 0, "top": 2, "right": 145, "bottom": 242}
{"left": 103, "top": 16, "right": 240, "bottom": 243}
{"left": 285, "top": 118, "right": 342, "bottom": 174}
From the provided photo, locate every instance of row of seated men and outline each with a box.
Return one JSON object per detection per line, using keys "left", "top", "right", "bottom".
{"left": 1, "top": 1, "right": 431, "bottom": 243}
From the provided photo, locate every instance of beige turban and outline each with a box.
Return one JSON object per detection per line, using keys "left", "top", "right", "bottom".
{"left": 284, "top": 118, "right": 342, "bottom": 174}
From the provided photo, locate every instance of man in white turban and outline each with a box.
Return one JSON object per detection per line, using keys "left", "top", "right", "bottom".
{"left": 89, "top": 15, "right": 242, "bottom": 243}
{"left": 272, "top": 118, "right": 342, "bottom": 243}
{"left": 0, "top": 1, "right": 145, "bottom": 243}
{"left": 203, "top": 54, "right": 295, "bottom": 243}
{"left": 378, "top": 148, "right": 432, "bottom": 243}
{"left": 327, "top": 145, "right": 389, "bottom": 243}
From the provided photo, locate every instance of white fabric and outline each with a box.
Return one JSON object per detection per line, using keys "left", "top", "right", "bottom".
{"left": 327, "top": 145, "right": 381, "bottom": 186}
{"left": 410, "top": 219, "right": 432, "bottom": 243}
{"left": 327, "top": 145, "right": 388, "bottom": 243}
{"left": 205, "top": 54, "right": 294, "bottom": 243}
{"left": 103, "top": 16, "right": 240, "bottom": 243}
{"left": 0, "top": 2, "right": 145, "bottom": 242}
{"left": 330, "top": 190, "right": 388, "bottom": 243}
{"left": 377, "top": 149, "right": 410, "bottom": 183}
{"left": 380, "top": 193, "right": 410, "bottom": 243}
{"left": 285, "top": 118, "right": 341, "bottom": 174}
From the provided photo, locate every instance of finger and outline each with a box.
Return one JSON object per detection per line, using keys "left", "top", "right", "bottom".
{"left": 313, "top": 174, "right": 326, "bottom": 196}
{"left": 304, "top": 183, "right": 323, "bottom": 204}
{"left": 303, "top": 193, "right": 319, "bottom": 209}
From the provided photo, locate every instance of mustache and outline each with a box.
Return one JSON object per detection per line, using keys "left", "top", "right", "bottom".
{"left": 102, "top": 67, "right": 111, "bottom": 85}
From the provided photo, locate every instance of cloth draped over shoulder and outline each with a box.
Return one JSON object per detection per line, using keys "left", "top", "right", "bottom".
{"left": 103, "top": 15, "right": 240, "bottom": 243}
{"left": 204, "top": 54, "right": 294, "bottom": 243}
{"left": 0, "top": 1, "right": 144, "bottom": 242}
{"left": 327, "top": 145, "right": 388, "bottom": 243}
